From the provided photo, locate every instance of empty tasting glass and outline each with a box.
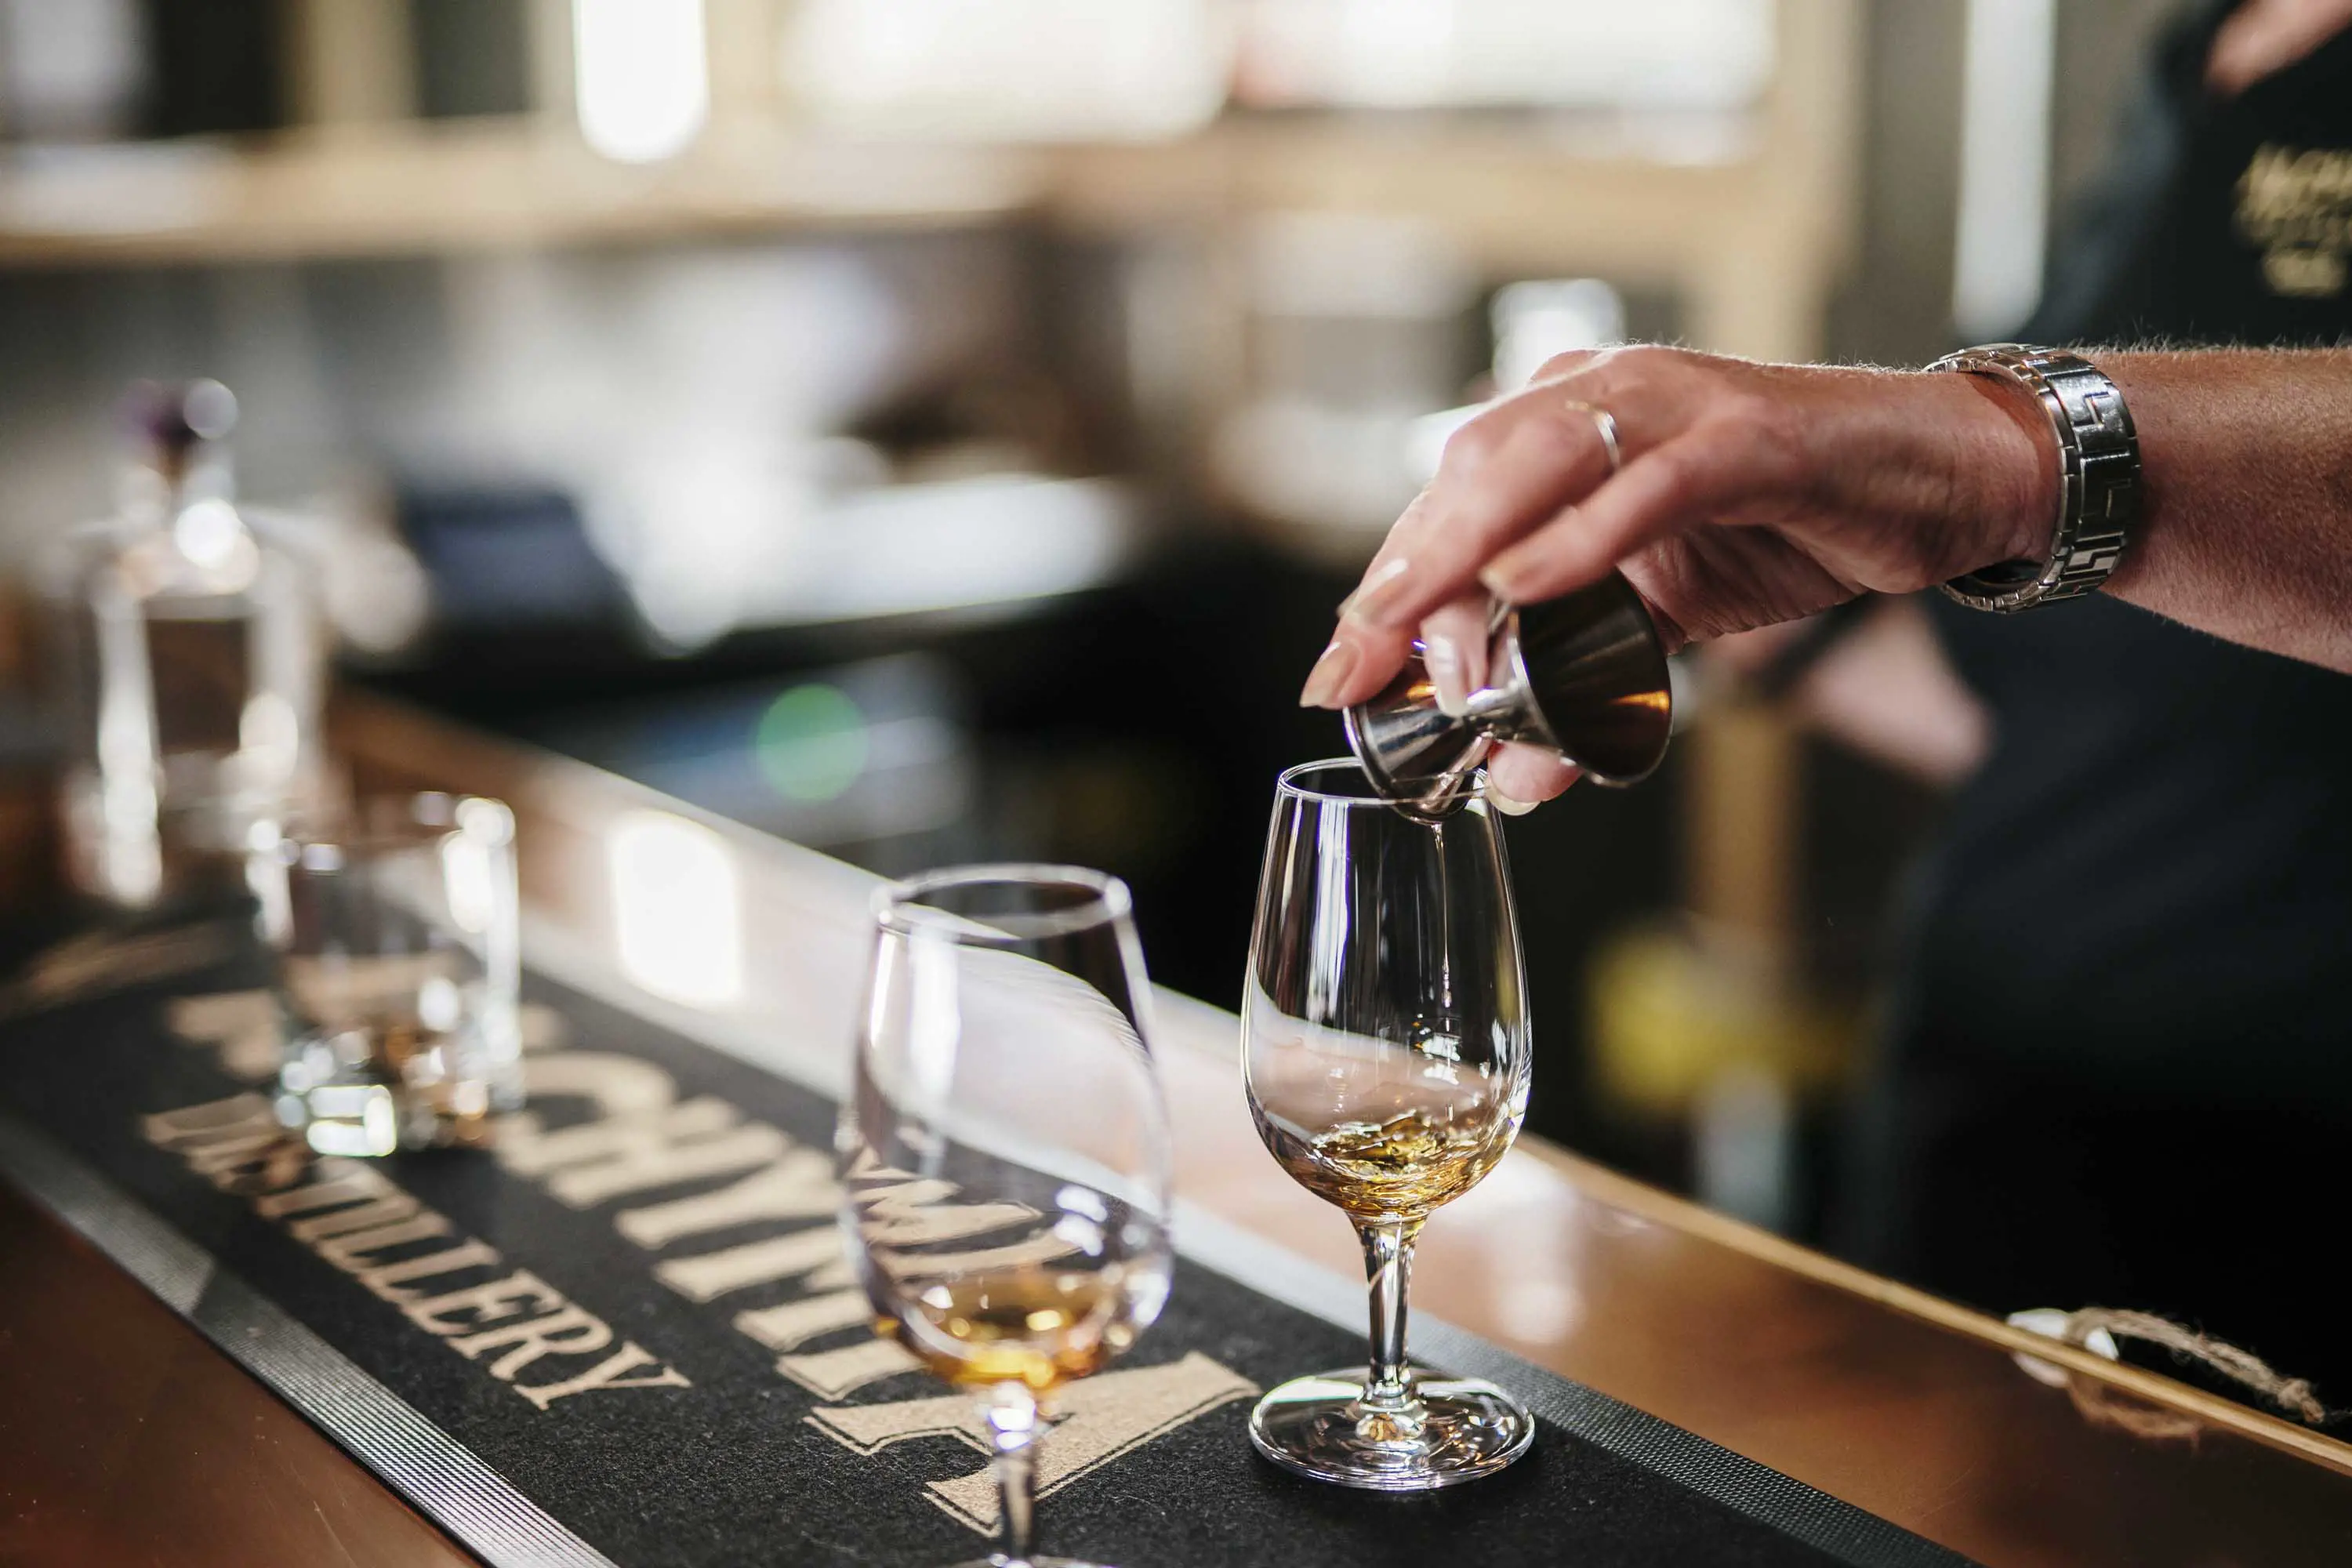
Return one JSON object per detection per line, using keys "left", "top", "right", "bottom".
{"left": 840, "top": 866, "right": 1174, "bottom": 1568}
{"left": 263, "top": 793, "right": 521, "bottom": 1157}
{"left": 1243, "top": 759, "right": 1535, "bottom": 1488}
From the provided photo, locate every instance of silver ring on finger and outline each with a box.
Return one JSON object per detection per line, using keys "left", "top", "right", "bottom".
{"left": 1563, "top": 399, "right": 1622, "bottom": 474}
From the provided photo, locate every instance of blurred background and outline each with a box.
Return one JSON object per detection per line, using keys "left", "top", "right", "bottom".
{"left": 0, "top": 0, "right": 2178, "bottom": 1241}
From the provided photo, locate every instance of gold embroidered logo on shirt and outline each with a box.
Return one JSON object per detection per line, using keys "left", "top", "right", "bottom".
{"left": 2237, "top": 143, "right": 2352, "bottom": 297}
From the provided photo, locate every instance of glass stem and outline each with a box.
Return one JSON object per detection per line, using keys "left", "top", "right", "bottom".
{"left": 982, "top": 1383, "right": 1041, "bottom": 1566}
{"left": 1356, "top": 1218, "right": 1424, "bottom": 1412}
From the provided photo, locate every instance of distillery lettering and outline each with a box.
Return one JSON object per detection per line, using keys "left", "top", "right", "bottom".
{"left": 142, "top": 1094, "right": 691, "bottom": 1410}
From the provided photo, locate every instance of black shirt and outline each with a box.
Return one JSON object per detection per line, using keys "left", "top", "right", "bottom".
{"left": 1913, "top": 2, "right": 2352, "bottom": 1104}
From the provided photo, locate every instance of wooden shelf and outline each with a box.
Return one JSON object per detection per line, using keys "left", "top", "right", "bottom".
{"left": 0, "top": 118, "right": 1054, "bottom": 267}
{"left": 0, "top": 111, "right": 1791, "bottom": 272}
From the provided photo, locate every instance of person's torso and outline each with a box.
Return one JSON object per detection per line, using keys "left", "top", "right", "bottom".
{"left": 1916, "top": 2, "right": 2352, "bottom": 1092}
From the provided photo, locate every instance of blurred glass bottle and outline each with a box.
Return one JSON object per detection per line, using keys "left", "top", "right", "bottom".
{"left": 42, "top": 380, "right": 325, "bottom": 909}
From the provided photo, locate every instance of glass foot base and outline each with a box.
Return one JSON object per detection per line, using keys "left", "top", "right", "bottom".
{"left": 943, "top": 1557, "right": 1105, "bottom": 1567}
{"left": 1248, "top": 1368, "right": 1534, "bottom": 1491}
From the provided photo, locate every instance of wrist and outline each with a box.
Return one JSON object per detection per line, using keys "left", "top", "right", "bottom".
{"left": 1944, "top": 370, "right": 2062, "bottom": 571}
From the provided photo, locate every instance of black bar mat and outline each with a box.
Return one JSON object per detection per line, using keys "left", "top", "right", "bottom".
{"left": 0, "top": 920, "right": 1977, "bottom": 1568}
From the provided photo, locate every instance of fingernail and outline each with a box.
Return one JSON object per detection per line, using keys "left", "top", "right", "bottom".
{"left": 1425, "top": 632, "right": 1471, "bottom": 718}
{"left": 1340, "top": 558, "right": 1413, "bottom": 627}
{"left": 1479, "top": 557, "right": 1530, "bottom": 602}
{"left": 1298, "top": 640, "right": 1358, "bottom": 709}
{"left": 1485, "top": 782, "right": 1537, "bottom": 816}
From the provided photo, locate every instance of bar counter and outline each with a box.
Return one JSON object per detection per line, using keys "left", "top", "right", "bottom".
{"left": 5, "top": 691, "right": 2351, "bottom": 1567}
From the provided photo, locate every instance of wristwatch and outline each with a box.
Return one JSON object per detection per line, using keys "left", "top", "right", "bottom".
{"left": 1929, "top": 344, "right": 2141, "bottom": 613}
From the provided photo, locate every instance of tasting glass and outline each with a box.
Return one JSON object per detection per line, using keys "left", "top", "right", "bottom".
{"left": 841, "top": 865, "right": 1174, "bottom": 1568}
{"left": 261, "top": 793, "right": 521, "bottom": 1156}
{"left": 1243, "top": 759, "right": 1534, "bottom": 1488}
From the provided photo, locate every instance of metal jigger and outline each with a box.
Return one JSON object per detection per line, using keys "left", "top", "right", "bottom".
{"left": 1342, "top": 571, "right": 1673, "bottom": 819}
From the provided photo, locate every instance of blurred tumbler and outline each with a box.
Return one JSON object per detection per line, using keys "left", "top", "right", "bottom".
{"left": 263, "top": 793, "right": 521, "bottom": 1156}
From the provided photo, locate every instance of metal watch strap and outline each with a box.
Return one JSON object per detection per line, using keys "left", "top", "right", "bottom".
{"left": 1929, "top": 344, "right": 2140, "bottom": 613}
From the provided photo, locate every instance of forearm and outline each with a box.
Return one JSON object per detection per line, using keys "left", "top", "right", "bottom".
{"left": 2100, "top": 349, "right": 2352, "bottom": 672}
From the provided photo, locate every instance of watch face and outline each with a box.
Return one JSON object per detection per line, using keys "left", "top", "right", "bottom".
{"left": 1967, "top": 561, "right": 2049, "bottom": 590}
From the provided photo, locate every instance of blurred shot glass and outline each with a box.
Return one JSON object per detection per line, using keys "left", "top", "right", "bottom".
{"left": 260, "top": 793, "right": 521, "bottom": 1156}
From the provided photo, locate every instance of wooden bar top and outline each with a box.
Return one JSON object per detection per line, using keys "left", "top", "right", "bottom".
{"left": 6, "top": 689, "right": 2352, "bottom": 1567}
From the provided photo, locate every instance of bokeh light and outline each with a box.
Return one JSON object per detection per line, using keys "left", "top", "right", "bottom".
{"left": 753, "top": 682, "right": 870, "bottom": 804}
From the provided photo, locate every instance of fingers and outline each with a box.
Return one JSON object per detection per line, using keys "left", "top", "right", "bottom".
{"left": 1298, "top": 619, "right": 1414, "bottom": 709}
{"left": 1305, "top": 590, "right": 1497, "bottom": 713}
{"left": 1419, "top": 593, "right": 1494, "bottom": 717}
{"left": 1301, "top": 489, "right": 1438, "bottom": 708}
{"left": 1620, "top": 530, "right": 1858, "bottom": 647}
{"left": 1312, "top": 347, "right": 1766, "bottom": 708}
{"left": 1484, "top": 742, "right": 1581, "bottom": 815}
{"left": 1479, "top": 428, "right": 1748, "bottom": 607}
{"left": 1339, "top": 382, "right": 1628, "bottom": 633}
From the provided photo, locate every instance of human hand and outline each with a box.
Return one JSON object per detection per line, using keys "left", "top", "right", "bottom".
{"left": 1300, "top": 347, "right": 2054, "bottom": 808}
